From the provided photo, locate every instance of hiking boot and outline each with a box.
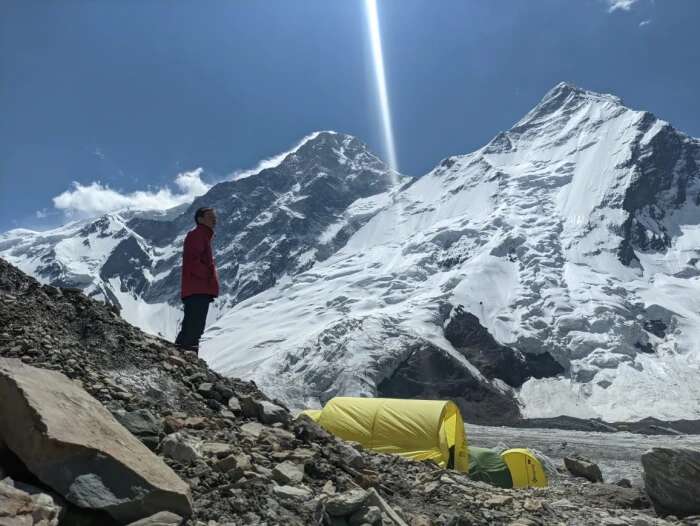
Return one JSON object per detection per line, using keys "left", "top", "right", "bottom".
{"left": 176, "top": 343, "right": 199, "bottom": 353}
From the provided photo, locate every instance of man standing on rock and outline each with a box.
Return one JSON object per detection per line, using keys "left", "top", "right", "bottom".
{"left": 175, "top": 207, "right": 219, "bottom": 353}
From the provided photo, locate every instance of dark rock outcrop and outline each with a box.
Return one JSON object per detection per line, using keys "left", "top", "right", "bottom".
{"left": 377, "top": 343, "right": 520, "bottom": 426}
{"left": 444, "top": 305, "right": 564, "bottom": 388}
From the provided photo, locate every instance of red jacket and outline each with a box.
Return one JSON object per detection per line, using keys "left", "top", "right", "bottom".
{"left": 181, "top": 224, "right": 220, "bottom": 299}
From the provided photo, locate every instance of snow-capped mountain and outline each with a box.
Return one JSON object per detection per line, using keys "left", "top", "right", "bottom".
{"left": 202, "top": 83, "right": 700, "bottom": 423}
{"left": 0, "top": 131, "right": 399, "bottom": 337}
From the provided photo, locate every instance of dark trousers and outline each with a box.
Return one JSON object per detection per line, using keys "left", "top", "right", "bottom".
{"left": 175, "top": 294, "right": 212, "bottom": 349}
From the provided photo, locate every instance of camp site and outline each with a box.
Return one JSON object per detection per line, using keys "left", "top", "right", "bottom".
{"left": 3, "top": 0, "right": 700, "bottom": 524}
{"left": 301, "top": 397, "right": 550, "bottom": 489}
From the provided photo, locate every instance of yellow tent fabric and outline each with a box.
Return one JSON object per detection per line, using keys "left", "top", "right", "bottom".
{"left": 299, "top": 409, "right": 322, "bottom": 422}
{"left": 500, "top": 448, "right": 548, "bottom": 488}
{"left": 311, "top": 397, "right": 469, "bottom": 472}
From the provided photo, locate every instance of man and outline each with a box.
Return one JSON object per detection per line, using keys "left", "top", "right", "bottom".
{"left": 175, "top": 207, "right": 219, "bottom": 352}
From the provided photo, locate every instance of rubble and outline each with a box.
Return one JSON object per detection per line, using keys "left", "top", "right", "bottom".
{"left": 0, "top": 257, "right": 694, "bottom": 525}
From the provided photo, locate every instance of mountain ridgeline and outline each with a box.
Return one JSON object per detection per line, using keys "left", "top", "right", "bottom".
{"left": 0, "top": 131, "right": 399, "bottom": 337}
{"left": 2, "top": 84, "right": 700, "bottom": 425}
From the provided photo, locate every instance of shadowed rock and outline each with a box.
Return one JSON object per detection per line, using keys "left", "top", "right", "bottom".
{"left": 642, "top": 447, "right": 700, "bottom": 517}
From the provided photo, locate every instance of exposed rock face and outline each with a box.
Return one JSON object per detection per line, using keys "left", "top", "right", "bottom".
{"left": 642, "top": 447, "right": 700, "bottom": 517}
{"left": 377, "top": 341, "right": 521, "bottom": 426}
{"left": 444, "top": 305, "right": 564, "bottom": 387}
{"left": 0, "top": 358, "right": 193, "bottom": 523}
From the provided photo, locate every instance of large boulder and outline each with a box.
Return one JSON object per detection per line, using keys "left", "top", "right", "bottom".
{"left": 564, "top": 456, "right": 603, "bottom": 483}
{"left": 642, "top": 447, "right": 700, "bottom": 517}
{"left": 0, "top": 358, "right": 193, "bottom": 523}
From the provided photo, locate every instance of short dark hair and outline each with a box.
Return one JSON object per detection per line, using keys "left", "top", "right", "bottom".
{"left": 194, "top": 207, "right": 213, "bottom": 225}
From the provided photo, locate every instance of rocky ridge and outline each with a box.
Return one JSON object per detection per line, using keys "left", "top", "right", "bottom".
{"left": 1, "top": 257, "right": 699, "bottom": 525}
{"left": 0, "top": 131, "right": 399, "bottom": 340}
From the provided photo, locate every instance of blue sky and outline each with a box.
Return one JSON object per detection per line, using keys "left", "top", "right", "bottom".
{"left": 1, "top": 0, "right": 699, "bottom": 232}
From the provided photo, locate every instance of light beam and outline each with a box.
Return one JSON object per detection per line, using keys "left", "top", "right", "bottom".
{"left": 365, "top": 0, "right": 399, "bottom": 176}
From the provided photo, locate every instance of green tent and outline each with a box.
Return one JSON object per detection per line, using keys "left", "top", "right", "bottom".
{"left": 468, "top": 447, "right": 513, "bottom": 488}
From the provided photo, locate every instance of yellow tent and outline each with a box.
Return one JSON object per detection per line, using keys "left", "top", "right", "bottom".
{"left": 500, "top": 448, "right": 548, "bottom": 488}
{"left": 299, "top": 409, "right": 322, "bottom": 421}
{"left": 305, "top": 397, "right": 469, "bottom": 472}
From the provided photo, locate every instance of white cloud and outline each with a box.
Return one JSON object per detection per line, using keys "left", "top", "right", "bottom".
{"left": 35, "top": 209, "right": 48, "bottom": 219}
{"left": 53, "top": 168, "right": 210, "bottom": 217}
{"left": 606, "top": 0, "right": 639, "bottom": 11}
{"left": 639, "top": 19, "right": 651, "bottom": 26}
{"left": 174, "top": 168, "right": 210, "bottom": 195}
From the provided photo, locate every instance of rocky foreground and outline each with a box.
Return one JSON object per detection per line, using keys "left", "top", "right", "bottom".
{"left": 0, "top": 257, "right": 699, "bottom": 526}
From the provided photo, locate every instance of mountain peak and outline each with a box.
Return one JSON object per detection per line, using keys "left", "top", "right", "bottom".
{"left": 511, "top": 82, "right": 626, "bottom": 133}
{"left": 230, "top": 131, "right": 370, "bottom": 182}
{"left": 540, "top": 81, "right": 623, "bottom": 107}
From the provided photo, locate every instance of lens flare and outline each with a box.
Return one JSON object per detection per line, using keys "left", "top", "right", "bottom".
{"left": 365, "top": 0, "right": 399, "bottom": 176}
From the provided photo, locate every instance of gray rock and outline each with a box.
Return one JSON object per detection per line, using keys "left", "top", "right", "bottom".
{"left": 0, "top": 358, "right": 192, "bottom": 523}
{"left": 589, "top": 483, "right": 648, "bottom": 509}
{"left": 197, "top": 383, "right": 222, "bottom": 402}
{"left": 642, "top": 447, "right": 700, "bottom": 517}
{"left": 564, "top": 456, "right": 603, "bottom": 483}
{"left": 240, "top": 422, "right": 265, "bottom": 438}
{"left": 219, "top": 408, "right": 236, "bottom": 420}
{"left": 197, "top": 382, "right": 214, "bottom": 395}
{"left": 160, "top": 433, "right": 202, "bottom": 464}
{"left": 114, "top": 409, "right": 162, "bottom": 438}
{"left": 272, "top": 461, "right": 304, "bottom": 485}
{"left": 213, "top": 383, "right": 234, "bottom": 400}
{"left": 258, "top": 401, "right": 290, "bottom": 425}
{"left": 349, "top": 505, "right": 381, "bottom": 526}
{"left": 227, "top": 397, "right": 242, "bottom": 413}
{"left": 293, "top": 416, "right": 333, "bottom": 442}
{"left": 127, "top": 511, "right": 184, "bottom": 526}
{"left": 272, "top": 485, "right": 312, "bottom": 499}
{"left": 326, "top": 489, "right": 369, "bottom": 517}
{"left": 238, "top": 396, "right": 261, "bottom": 418}
{"left": 200, "top": 442, "right": 233, "bottom": 459}
{"left": 214, "top": 454, "right": 251, "bottom": 474}
{"left": 288, "top": 448, "right": 316, "bottom": 463}
{"left": 233, "top": 453, "right": 252, "bottom": 471}
{"left": 254, "top": 465, "right": 273, "bottom": 478}
{"left": 259, "top": 426, "right": 296, "bottom": 448}
{"left": 336, "top": 442, "right": 365, "bottom": 469}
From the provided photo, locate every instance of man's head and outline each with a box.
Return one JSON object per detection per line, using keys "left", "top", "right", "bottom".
{"left": 194, "top": 207, "right": 217, "bottom": 229}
